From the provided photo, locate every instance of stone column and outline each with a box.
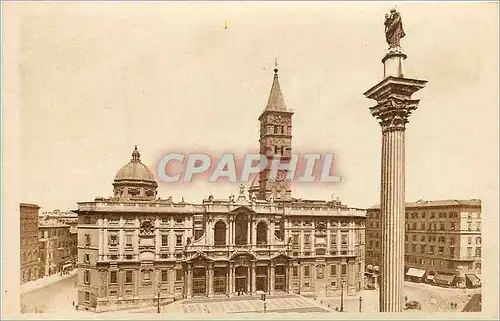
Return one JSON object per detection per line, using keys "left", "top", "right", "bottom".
{"left": 364, "top": 48, "right": 427, "bottom": 312}
{"left": 251, "top": 262, "right": 256, "bottom": 294}
{"left": 270, "top": 262, "right": 275, "bottom": 293}
{"left": 252, "top": 223, "right": 257, "bottom": 248}
{"left": 247, "top": 220, "right": 251, "bottom": 246}
{"left": 229, "top": 263, "right": 234, "bottom": 296}
{"left": 186, "top": 266, "right": 193, "bottom": 298}
{"left": 287, "top": 264, "right": 292, "bottom": 293}
{"left": 270, "top": 219, "right": 275, "bottom": 246}
{"left": 228, "top": 218, "right": 233, "bottom": 247}
{"left": 208, "top": 263, "right": 214, "bottom": 297}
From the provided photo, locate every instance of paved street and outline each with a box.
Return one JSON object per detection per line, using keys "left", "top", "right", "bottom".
{"left": 20, "top": 275, "right": 481, "bottom": 315}
{"left": 315, "top": 282, "right": 481, "bottom": 313}
{"left": 21, "top": 274, "right": 77, "bottom": 314}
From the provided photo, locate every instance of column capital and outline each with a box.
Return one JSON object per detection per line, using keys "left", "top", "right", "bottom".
{"left": 370, "top": 97, "right": 421, "bottom": 131}
{"left": 364, "top": 76, "right": 427, "bottom": 132}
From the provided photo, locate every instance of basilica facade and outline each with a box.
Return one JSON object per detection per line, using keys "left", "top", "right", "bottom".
{"left": 76, "top": 68, "right": 367, "bottom": 312}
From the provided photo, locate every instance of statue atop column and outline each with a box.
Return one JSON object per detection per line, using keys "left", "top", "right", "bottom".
{"left": 384, "top": 8, "right": 406, "bottom": 49}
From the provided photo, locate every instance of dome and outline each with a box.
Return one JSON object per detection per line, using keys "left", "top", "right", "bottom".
{"left": 112, "top": 146, "right": 158, "bottom": 201}
{"left": 114, "top": 146, "right": 156, "bottom": 183}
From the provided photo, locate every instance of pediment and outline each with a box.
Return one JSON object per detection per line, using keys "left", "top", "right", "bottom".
{"left": 230, "top": 205, "right": 255, "bottom": 214}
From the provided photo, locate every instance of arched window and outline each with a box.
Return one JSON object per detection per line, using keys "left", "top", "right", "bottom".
{"left": 256, "top": 222, "right": 267, "bottom": 245}
{"left": 214, "top": 221, "right": 227, "bottom": 246}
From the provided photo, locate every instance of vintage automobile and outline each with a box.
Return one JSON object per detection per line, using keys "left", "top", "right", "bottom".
{"left": 364, "top": 284, "right": 376, "bottom": 290}
{"left": 404, "top": 300, "right": 422, "bottom": 310}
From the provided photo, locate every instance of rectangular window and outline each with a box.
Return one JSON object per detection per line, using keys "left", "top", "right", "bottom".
{"left": 109, "top": 217, "right": 120, "bottom": 225}
{"left": 293, "top": 267, "right": 298, "bottom": 277}
{"left": 84, "top": 270, "right": 90, "bottom": 284}
{"left": 439, "top": 246, "right": 444, "bottom": 254}
{"left": 125, "top": 271, "right": 133, "bottom": 284}
{"left": 175, "top": 216, "right": 183, "bottom": 224}
{"left": 293, "top": 234, "right": 299, "bottom": 245}
{"left": 439, "top": 223, "right": 445, "bottom": 231}
{"left": 110, "top": 271, "right": 117, "bottom": 284}
{"left": 451, "top": 223, "right": 455, "bottom": 230}
{"left": 84, "top": 254, "right": 90, "bottom": 263}
{"left": 341, "top": 234, "right": 348, "bottom": 245}
{"left": 162, "top": 270, "right": 168, "bottom": 282}
{"left": 341, "top": 264, "right": 347, "bottom": 275}
{"left": 420, "top": 245, "right": 426, "bottom": 254}
{"left": 304, "top": 266, "right": 310, "bottom": 277}
{"left": 475, "top": 248, "right": 481, "bottom": 257}
{"left": 429, "top": 245, "right": 435, "bottom": 254}
{"left": 330, "top": 265, "right": 337, "bottom": 276}
{"left": 468, "top": 237, "right": 472, "bottom": 244}
{"left": 162, "top": 234, "right": 169, "bottom": 247}
{"left": 84, "top": 292, "right": 90, "bottom": 302}
{"left": 125, "top": 234, "right": 133, "bottom": 247}
{"left": 176, "top": 269, "right": 183, "bottom": 281}
{"left": 476, "top": 237, "right": 481, "bottom": 244}
{"left": 176, "top": 235, "right": 183, "bottom": 247}
{"left": 85, "top": 234, "right": 91, "bottom": 246}
{"left": 143, "top": 270, "right": 150, "bottom": 281}
{"left": 109, "top": 233, "right": 119, "bottom": 247}
{"left": 110, "top": 290, "right": 117, "bottom": 296}
{"left": 304, "top": 234, "right": 311, "bottom": 246}
{"left": 420, "top": 235, "right": 425, "bottom": 242}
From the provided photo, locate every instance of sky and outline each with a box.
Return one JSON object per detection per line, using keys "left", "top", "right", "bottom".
{"left": 13, "top": 2, "right": 499, "bottom": 212}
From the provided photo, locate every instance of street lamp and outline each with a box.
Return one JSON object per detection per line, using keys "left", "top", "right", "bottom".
{"left": 359, "top": 296, "right": 363, "bottom": 312}
{"left": 340, "top": 281, "right": 346, "bottom": 312}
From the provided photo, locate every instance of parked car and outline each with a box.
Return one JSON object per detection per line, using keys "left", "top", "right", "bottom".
{"left": 404, "top": 301, "right": 422, "bottom": 310}
{"left": 364, "top": 284, "right": 376, "bottom": 290}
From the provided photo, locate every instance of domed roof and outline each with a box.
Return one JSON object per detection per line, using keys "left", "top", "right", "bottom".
{"left": 114, "top": 146, "right": 156, "bottom": 183}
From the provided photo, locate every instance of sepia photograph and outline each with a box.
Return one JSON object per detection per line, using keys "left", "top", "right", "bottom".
{"left": 2, "top": 1, "right": 499, "bottom": 319}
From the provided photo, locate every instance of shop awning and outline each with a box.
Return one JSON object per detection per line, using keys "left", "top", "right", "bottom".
{"left": 466, "top": 274, "right": 481, "bottom": 286}
{"left": 434, "top": 273, "right": 455, "bottom": 285}
{"left": 405, "top": 268, "right": 426, "bottom": 278}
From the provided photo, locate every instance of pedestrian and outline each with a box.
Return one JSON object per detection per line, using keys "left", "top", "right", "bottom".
{"left": 72, "top": 301, "right": 75, "bottom": 307}
{"left": 451, "top": 302, "right": 454, "bottom": 309}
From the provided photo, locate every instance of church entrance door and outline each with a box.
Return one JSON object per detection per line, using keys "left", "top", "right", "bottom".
{"left": 192, "top": 268, "right": 207, "bottom": 296}
{"left": 235, "top": 266, "right": 248, "bottom": 293}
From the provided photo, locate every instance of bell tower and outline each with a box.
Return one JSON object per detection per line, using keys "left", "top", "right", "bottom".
{"left": 257, "top": 64, "right": 294, "bottom": 201}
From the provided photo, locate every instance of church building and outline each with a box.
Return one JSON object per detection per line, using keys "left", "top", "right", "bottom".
{"left": 76, "top": 68, "right": 367, "bottom": 312}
